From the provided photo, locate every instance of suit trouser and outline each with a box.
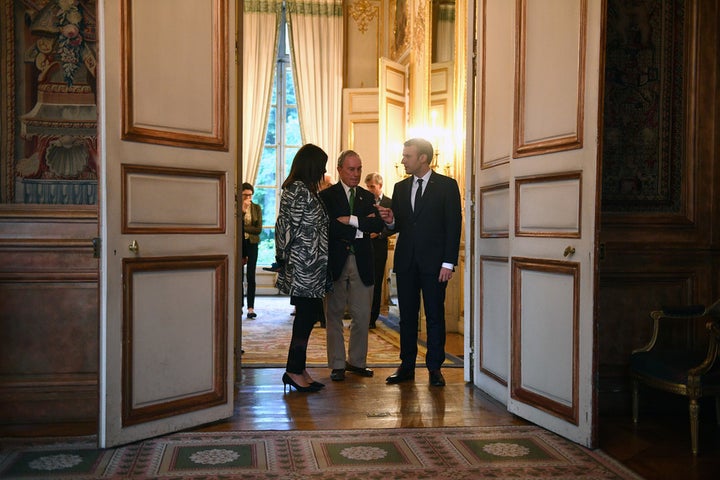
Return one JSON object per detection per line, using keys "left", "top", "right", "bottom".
{"left": 326, "top": 255, "right": 373, "bottom": 369}
{"left": 370, "top": 240, "right": 388, "bottom": 322}
{"left": 396, "top": 265, "right": 447, "bottom": 371}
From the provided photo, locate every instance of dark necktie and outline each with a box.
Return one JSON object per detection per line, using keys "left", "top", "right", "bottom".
{"left": 413, "top": 178, "right": 423, "bottom": 212}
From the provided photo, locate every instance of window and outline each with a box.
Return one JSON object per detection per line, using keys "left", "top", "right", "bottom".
{"left": 253, "top": 9, "right": 301, "bottom": 266}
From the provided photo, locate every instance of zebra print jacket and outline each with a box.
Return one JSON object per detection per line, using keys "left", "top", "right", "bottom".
{"left": 275, "top": 180, "right": 332, "bottom": 298}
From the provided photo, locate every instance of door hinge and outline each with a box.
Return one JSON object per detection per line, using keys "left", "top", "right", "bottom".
{"left": 92, "top": 237, "right": 101, "bottom": 258}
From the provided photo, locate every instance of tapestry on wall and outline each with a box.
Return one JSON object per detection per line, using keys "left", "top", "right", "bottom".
{"left": 0, "top": 0, "right": 98, "bottom": 205}
{"left": 602, "top": 0, "right": 684, "bottom": 213}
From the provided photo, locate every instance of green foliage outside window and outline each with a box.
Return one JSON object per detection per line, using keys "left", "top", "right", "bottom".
{"left": 253, "top": 17, "right": 299, "bottom": 266}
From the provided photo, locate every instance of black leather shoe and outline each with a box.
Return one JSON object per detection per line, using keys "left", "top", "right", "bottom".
{"left": 262, "top": 262, "right": 284, "bottom": 273}
{"left": 385, "top": 368, "right": 415, "bottom": 384}
{"left": 330, "top": 369, "right": 345, "bottom": 381}
{"left": 345, "top": 363, "right": 374, "bottom": 377}
{"left": 429, "top": 370, "right": 446, "bottom": 387}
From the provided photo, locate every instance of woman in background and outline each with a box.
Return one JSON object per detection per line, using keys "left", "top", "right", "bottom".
{"left": 275, "top": 144, "right": 332, "bottom": 392}
{"left": 241, "top": 182, "right": 262, "bottom": 319}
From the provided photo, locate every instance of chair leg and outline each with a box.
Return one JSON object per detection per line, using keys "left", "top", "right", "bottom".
{"left": 632, "top": 380, "right": 639, "bottom": 424}
{"left": 689, "top": 398, "right": 699, "bottom": 456}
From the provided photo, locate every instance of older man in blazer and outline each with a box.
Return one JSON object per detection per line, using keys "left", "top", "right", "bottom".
{"left": 378, "top": 138, "right": 462, "bottom": 387}
{"left": 320, "top": 150, "right": 385, "bottom": 381}
{"left": 364, "top": 172, "right": 395, "bottom": 329}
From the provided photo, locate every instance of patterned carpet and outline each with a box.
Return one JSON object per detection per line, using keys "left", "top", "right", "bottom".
{"left": 241, "top": 295, "right": 463, "bottom": 368}
{"left": 0, "top": 426, "right": 643, "bottom": 479}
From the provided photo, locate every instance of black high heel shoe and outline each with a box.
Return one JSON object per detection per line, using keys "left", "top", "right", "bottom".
{"left": 302, "top": 371, "right": 325, "bottom": 389}
{"left": 282, "top": 373, "right": 321, "bottom": 393}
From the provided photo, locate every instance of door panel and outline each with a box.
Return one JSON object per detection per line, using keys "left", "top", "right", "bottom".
{"left": 99, "top": 0, "right": 236, "bottom": 448}
{"left": 472, "top": 0, "right": 601, "bottom": 447}
{"left": 507, "top": 0, "right": 600, "bottom": 448}
{"left": 379, "top": 57, "right": 408, "bottom": 185}
{"left": 471, "top": 0, "right": 514, "bottom": 402}
{"left": 511, "top": 257, "right": 579, "bottom": 425}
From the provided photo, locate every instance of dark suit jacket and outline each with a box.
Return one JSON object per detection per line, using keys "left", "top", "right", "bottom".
{"left": 320, "top": 183, "right": 385, "bottom": 286}
{"left": 390, "top": 171, "right": 462, "bottom": 275}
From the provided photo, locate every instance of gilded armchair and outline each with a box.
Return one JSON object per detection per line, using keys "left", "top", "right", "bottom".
{"left": 630, "top": 299, "right": 720, "bottom": 455}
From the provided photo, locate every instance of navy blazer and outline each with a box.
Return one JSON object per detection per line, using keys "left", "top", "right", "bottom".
{"left": 320, "top": 183, "right": 385, "bottom": 286}
{"left": 390, "top": 171, "right": 462, "bottom": 276}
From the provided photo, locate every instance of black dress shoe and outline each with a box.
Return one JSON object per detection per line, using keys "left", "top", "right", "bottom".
{"left": 345, "top": 362, "right": 374, "bottom": 377}
{"left": 429, "top": 370, "right": 446, "bottom": 387}
{"left": 385, "top": 368, "right": 415, "bottom": 384}
{"left": 330, "top": 369, "right": 345, "bottom": 381}
{"left": 262, "top": 262, "right": 284, "bottom": 273}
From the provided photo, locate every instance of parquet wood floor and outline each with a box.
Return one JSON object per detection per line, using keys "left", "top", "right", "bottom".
{"left": 3, "top": 304, "right": 718, "bottom": 479}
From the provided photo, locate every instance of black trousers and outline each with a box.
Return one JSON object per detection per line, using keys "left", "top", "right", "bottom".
{"left": 396, "top": 264, "right": 447, "bottom": 371}
{"left": 285, "top": 296, "right": 324, "bottom": 374}
{"left": 244, "top": 242, "right": 259, "bottom": 308}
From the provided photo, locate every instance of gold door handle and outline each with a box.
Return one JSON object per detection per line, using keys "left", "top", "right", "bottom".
{"left": 129, "top": 240, "right": 139, "bottom": 254}
{"left": 563, "top": 246, "right": 575, "bottom": 257}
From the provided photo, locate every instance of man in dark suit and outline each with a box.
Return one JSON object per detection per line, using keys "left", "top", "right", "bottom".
{"left": 320, "top": 151, "right": 385, "bottom": 381}
{"left": 378, "top": 138, "right": 462, "bottom": 387}
{"left": 364, "top": 172, "right": 394, "bottom": 329}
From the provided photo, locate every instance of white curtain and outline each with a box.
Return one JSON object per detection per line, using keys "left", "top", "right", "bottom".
{"left": 243, "top": 0, "right": 282, "bottom": 183}
{"left": 435, "top": 3, "right": 455, "bottom": 63}
{"left": 286, "top": 0, "right": 344, "bottom": 167}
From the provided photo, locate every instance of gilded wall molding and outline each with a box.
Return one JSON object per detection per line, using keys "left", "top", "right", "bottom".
{"left": 349, "top": 0, "right": 379, "bottom": 34}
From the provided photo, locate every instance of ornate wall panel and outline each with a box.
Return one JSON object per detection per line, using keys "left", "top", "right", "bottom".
{"left": 1, "top": 0, "right": 98, "bottom": 205}
{"left": 602, "top": 0, "right": 685, "bottom": 214}
{"left": 342, "top": 88, "right": 380, "bottom": 174}
{"left": 0, "top": 212, "right": 99, "bottom": 430}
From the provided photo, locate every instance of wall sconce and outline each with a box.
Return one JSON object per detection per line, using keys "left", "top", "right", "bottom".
{"left": 388, "top": 141, "right": 408, "bottom": 179}
{"left": 408, "top": 115, "right": 455, "bottom": 178}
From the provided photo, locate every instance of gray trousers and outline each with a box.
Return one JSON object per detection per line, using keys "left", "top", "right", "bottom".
{"left": 325, "top": 255, "right": 373, "bottom": 369}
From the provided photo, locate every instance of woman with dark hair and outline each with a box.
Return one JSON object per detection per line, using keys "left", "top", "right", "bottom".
{"left": 241, "top": 182, "right": 262, "bottom": 319}
{"left": 275, "top": 143, "right": 332, "bottom": 392}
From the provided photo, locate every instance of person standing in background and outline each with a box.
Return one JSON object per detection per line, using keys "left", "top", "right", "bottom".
{"left": 241, "top": 182, "right": 262, "bottom": 319}
{"left": 377, "top": 138, "right": 462, "bottom": 387}
{"left": 275, "top": 144, "right": 333, "bottom": 392}
{"left": 320, "top": 151, "right": 384, "bottom": 381}
{"left": 364, "top": 172, "right": 394, "bottom": 329}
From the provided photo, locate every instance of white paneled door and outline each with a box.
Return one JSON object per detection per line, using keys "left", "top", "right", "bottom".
{"left": 471, "top": 0, "right": 602, "bottom": 447}
{"left": 99, "top": 0, "right": 237, "bottom": 447}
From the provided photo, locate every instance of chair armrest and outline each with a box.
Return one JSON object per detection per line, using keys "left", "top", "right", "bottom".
{"left": 687, "top": 319, "right": 720, "bottom": 377}
{"left": 633, "top": 306, "right": 708, "bottom": 354}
